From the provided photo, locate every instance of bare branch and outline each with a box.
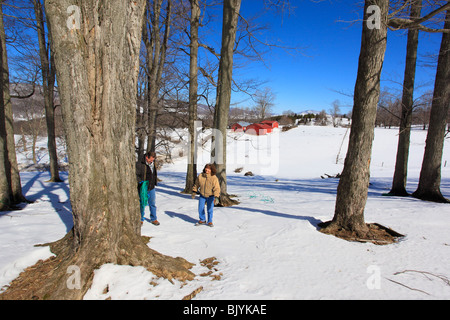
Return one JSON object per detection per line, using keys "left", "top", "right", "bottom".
{"left": 198, "top": 42, "right": 220, "bottom": 59}
{"left": 388, "top": 2, "right": 450, "bottom": 33}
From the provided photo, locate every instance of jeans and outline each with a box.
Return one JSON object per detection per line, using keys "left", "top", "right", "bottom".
{"left": 198, "top": 195, "right": 214, "bottom": 223}
{"left": 140, "top": 188, "right": 157, "bottom": 222}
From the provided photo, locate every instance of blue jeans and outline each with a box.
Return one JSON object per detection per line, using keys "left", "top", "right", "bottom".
{"left": 198, "top": 195, "right": 214, "bottom": 223}
{"left": 140, "top": 188, "right": 157, "bottom": 222}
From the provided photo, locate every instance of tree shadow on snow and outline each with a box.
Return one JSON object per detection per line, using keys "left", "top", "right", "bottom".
{"left": 164, "top": 210, "right": 197, "bottom": 224}
{"left": 1, "top": 171, "right": 74, "bottom": 232}
{"left": 226, "top": 175, "right": 341, "bottom": 196}
{"left": 157, "top": 183, "right": 193, "bottom": 199}
{"left": 231, "top": 205, "right": 323, "bottom": 229}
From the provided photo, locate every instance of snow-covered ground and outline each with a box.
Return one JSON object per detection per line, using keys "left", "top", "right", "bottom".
{"left": 1, "top": 125, "right": 449, "bottom": 300}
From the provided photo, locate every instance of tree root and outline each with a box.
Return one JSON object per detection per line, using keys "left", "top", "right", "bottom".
{"left": 319, "top": 221, "right": 404, "bottom": 245}
{"left": 412, "top": 190, "right": 450, "bottom": 203}
{"left": 0, "top": 232, "right": 195, "bottom": 300}
{"left": 217, "top": 193, "right": 240, "bottom": 207}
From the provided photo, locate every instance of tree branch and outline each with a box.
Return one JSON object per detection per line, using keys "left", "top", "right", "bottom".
{"left": 388, "top": 2, "right": 450, "bottom": 33}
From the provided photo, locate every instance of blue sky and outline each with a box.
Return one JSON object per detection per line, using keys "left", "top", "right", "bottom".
{"left": 226, "top": 0, "right": 442, "bottom": 115}
{"left": 5, "top": 0, "right": 442, "bottom": 117}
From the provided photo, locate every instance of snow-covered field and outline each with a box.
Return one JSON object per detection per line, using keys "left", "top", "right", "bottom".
{"left": 1, "top": 125, "right": 449, "bottom": 300}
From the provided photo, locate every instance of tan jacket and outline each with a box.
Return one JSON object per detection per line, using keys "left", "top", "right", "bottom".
{"left": 193, "top": 173, "right": 221, "bottom": 198}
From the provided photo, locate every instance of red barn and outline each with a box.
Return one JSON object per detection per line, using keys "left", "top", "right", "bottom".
{"left": 259, "top": 123, "right": 273, "bottom": 133}
{"left": 260, "top": 120, "right": 279, "bottom": 129}
{"left": 231, "top": 123, "right": 244, "bottom": 132}
{"left": 246, "top": 123, "right": 268, "bottom": 135}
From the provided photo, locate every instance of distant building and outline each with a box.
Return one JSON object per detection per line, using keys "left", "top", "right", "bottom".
{"left": 246, "top": 123, "right": 269, "bottom": 135}
{"left": 259, "top": 123, "right": 273, "bottom": 133}
{"left": 231, "top": 120, "right": 278, "bottom": 135}
{"left": 260, "top": 120, "right": 279, "bottom": 129}
{"left": 231, "top": 123, "right": 244, "bottom": 132}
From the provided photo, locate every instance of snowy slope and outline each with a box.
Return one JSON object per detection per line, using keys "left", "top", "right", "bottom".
{"left": 1, "top": 126, "right": 449, "bottom": 300}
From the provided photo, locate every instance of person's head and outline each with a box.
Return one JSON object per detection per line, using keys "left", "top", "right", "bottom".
{"left": 145, "top": 151, "right": 156, "bottom": 163}
{"left": 203, "top": 163, "right": 216, "bottom": 175}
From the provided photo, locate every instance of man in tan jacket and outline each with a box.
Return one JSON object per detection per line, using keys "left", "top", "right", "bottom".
{"left": 192, "top": 164, "right": 220, "bottom": 227}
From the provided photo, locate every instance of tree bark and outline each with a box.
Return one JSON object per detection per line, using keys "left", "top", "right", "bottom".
{"left": 321, "top": 0, "right": 388, "bottom": 237}
{"left": 0, "top": 2, "right": 11, "bottom": 211}
{"left": 2, "top": 0, "right": 194, "bottom": 299}
{"left": 183, "top": 0, "right": 200, "bottom": 194}
{"left": 212, "top": 0, "right": 241, "bottom": 206}
{"left": 0, "top": 31, "right": 10, "bottom": 210}
{"left": 0, "top": 101, "right": 10, "bottom": 211}
{"left": 412, "top": 8, "right": 450, "bottom": 203}
{"left": 389, "top": 0, "right": 422, "bottom": 196}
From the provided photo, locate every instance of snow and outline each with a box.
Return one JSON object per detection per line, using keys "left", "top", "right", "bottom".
{"left": 1, "top": 125, "right": 450, "bottom": 300}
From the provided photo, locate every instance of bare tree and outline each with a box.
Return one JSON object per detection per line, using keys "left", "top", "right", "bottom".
{"left": 143, "top": 0, "right": 172, "bottom": 154}
{"left": 388, "top": 0, "right": 450, "bottom": 33}
{"left": 0, "top": 16, "right": 10, "bottom": 210}
{"left": 17, "top": 95, "right": 46, "bottom": 164}
{"left": 387, "top": 0, "right": 421, "bottom": 196}
{"left": 314, "top": 110, "right": 328, "bottom": 126}
{"left": 1, "top": 1, "right": 27, "bottom": 204}
{"left": 376, "top": 91, "right": 401, "bottom": 128}
{"left": 329, "top": 99, "right": 342, "bottom": 127}
{"left": 414, "top": 90, "right": 432, "bottom": 129}
{"left": 0, "top": 1, "right": 12, "bottom": 211}
{"left": 32, "top": 0, "right": 61, "bottom": 182}
{"left": 183, "top": 0, "right": 200, "bottom": 194}
{"left": 385, "top": 0, "right": 450, "bottom": 202}
{"left": 387, "top": 0, "right": 450, "bottom": 198}
{"left": 413, "top": 7, "right": 450, "bottom": 203}
{"left": 253, "top": 86, "right": 275, "bottom": 121}
{"left": 320, "top": 0, "right": 389, "bottom": 239}
{"left": 320, "top": 0, "right": 450, "bottom": 241}
{"left": 212, "top": 0, "right": 241, "bottom": 207}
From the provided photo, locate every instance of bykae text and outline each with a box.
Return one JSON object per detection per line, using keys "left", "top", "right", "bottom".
{"left": 183, "top": 304, "right": 267, "bottom": 317}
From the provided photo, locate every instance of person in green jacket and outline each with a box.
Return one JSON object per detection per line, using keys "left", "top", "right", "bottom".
{"left": 137, "top": 151, "right": 159, "bottom": 225}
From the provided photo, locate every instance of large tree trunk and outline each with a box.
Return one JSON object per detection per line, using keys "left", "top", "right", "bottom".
{"left": 33, "top": 0, "right": 62, "bottom": 183}
{"left": 183, "top": 0, "right": 200, "bottom": 194}
{"left": 212, "top": 0, "right": 241, "bottom": 207}
{"left": 412, "top": 8, "right": 450, "bottom": 203}
{"left": 321, "top": 0, "right": 388, "bottom": 237}
{"left": 0, "top": 0, "right": 193, "bottom": 300}
{"left": 388, "top": 0, "right": 422, "bottom": 197}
